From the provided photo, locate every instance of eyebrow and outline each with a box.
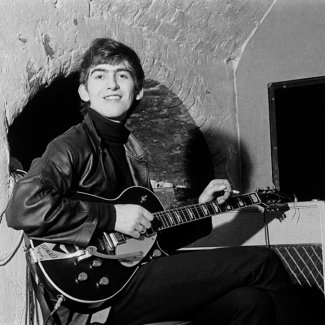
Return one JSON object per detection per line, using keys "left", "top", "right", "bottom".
{"left": 89, "top": 67, "right": 132, "bottom": 76}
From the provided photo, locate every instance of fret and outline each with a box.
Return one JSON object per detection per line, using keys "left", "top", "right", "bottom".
{"left": 163, "top": 214, "right": 172, "bottom": 228}
{"left": 226, "top": 197, "right": 239, "bottom": 209}
{"left": 225, "top": 203, "right": 233, "bottom": 210}
{"left": 166, "top": 212, "right": 176, "bottom": 226}
{"left": 206, "top": 204, "right": 216, "bottom": 215}
{"left": 194, "top": 206, "right": 205, "bottom": 219}
{"left": 187, "top": 208, "right": 196, "bottom": 220}
{"left": 159, "top": 214, "right": 169, "bottom": 228}
{"left": 212, "top": 202, "right": 220, "bottom": 213}
{"left": 157, "top": 215, "right": 166, "bottom": 229}
{"left": 236, "top": 195, "right": 252, "bottom": 206}
{"left": 228, "top": 197, "right": 244, "bottom": 210}
{"left": 218, "top": 204, "right": 228, "bottom": 213}
{"left": 174, "top": 210, "right": 183, "bottom": 224}
{"left": 248, "top": 193, "right": 261, "bottom": 204}
{"left": 202, "top": 204, "right": 210, "bottom": 216}
{"left": 237, "top": 197, "right": 245, "bottom": 207}
{"left": 179, "top": 207, "right": 191, "bottom": 222}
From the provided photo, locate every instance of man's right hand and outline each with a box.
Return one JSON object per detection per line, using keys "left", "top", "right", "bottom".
{"left": 114, "top": 204, "right": 154, "bottom": 238}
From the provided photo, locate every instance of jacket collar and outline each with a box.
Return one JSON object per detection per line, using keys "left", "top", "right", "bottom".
{"left": 84, "top": 113, "right": 148, "bottom": 160}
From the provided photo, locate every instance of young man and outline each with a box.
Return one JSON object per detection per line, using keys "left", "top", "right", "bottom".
{"left": 6, "top": 38, "right": 302, "bottom": 325}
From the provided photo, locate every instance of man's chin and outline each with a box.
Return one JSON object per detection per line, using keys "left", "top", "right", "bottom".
{"left": 103, "top": 113, "right": 127, "bottom": 124}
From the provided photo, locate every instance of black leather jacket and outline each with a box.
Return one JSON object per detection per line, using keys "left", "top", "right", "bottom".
{"left": 5, "top": 113, "right": 150, "bottom": 247}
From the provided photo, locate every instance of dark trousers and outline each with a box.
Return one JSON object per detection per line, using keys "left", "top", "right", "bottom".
{"left": 35, "top": 246, "right": 304, "bottom": 325}
{"left": 108, "top": 246, "right": 304, "bottom": 325}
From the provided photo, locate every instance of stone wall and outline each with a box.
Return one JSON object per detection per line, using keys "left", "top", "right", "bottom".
{"left": 0, "top": 1, "right": 273, "bottom": 324}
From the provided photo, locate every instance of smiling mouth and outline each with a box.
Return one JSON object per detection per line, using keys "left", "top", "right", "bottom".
{"left": 104, "top": 95, "right": 121, "bottom": 100}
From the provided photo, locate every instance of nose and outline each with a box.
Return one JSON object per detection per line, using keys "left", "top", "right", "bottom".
{"left": 106, "top": 74, "right": 119, "bottom": 90}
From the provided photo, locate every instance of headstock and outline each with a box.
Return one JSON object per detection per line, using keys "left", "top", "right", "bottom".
{"left": 257, "top": 188, "right": 291, "bottom": 209}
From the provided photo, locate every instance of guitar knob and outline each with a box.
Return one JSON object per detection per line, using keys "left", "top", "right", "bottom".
{"left": 91, "top": 259, "right": 102, "bottom": 268}
{"left": 151, "top": 249, "right": 162, "bottom": 259}
{"left": 76, "top": 272, "right": 88, "bottom": 282}
{"left": 97, "top": 277, "right": 109, "bottom": 287}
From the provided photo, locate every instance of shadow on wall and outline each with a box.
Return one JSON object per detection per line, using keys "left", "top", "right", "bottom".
{"left": 240, "top": 143, "right": 254, "bottom": 193}
{"left": 7, "top": 72, "right": 83, "bottom": 171}
{"left": 127, "top": 79, "right": 252, "bottom": 197}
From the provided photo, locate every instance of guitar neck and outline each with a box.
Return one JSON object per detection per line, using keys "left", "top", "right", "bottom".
{"left": 151, "top": 192, "right": 262, "bottom": 232}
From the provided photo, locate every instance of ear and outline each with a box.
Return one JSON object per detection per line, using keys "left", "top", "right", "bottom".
{"left": 78, "top": 84, "right": 90, "bottom": 102}
{"left": 135, "top": 88, "right": 144, "bottom": 101}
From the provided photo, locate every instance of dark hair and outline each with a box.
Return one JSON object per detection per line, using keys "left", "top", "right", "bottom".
{"left": 79, "top": 38, "right": 145, "bottom": 93}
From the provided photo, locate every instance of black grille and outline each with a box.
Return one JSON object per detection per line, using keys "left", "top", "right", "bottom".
{"left": 271, "top": 244, "right": 324, "bottom": 294}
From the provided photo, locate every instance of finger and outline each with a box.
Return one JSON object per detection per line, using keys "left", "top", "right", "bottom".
{"left": 217, "top": 195, "right": 228, "bottom": 204}
{"left": 201, "top": 185, "right": 226, "bottom": 201}
{"left": 217, "top": 191, "right": 231, "bottom": 204}
{"left": 135, "top": 224, "right": 144, "bottom": 232}
{"left": 199, "top": 179, "right": 232, "bottom": 204}
{"left": 140, "top": 218, "right": 152, "bottom": 229}
{"left": 210, "top": 179, "right": 231, "bottom": 191}
{"left": 130, "top": 229, "right": 141, "bottom": 238}
{"left": 142, "top": 208, "right": 154, "bottom": 221}
{"left": 209, "top": 182, "right": 226, "bottom": 191}
{"left": 136, "top": 223, "right": 148, "bottom": 235}
{"left": 223, "top": 189, "right": 232, "bottom": 200}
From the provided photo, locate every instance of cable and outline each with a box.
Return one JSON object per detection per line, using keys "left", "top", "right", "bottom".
{"left": 43, "top": 295, "right": 65, "bottom": 325}
{"left": 0, "top": 169, "right": 27, "bottom": 265}
{"left": 0, "top": 231, "right": 24, "bottom": 266}
{"left": 263, "top": 208, "right": 271, "bottom": 248}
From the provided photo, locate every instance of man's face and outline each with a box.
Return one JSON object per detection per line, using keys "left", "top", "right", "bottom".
{"left": 78, "top": 62, "right": 143, "bottom": 122}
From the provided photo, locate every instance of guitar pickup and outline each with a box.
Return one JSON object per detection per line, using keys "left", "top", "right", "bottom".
{"left": 102, "top": 232, "right": 126, "bottom": 252}
{"left": 112, "top": 232, "right": 126, "bottom": 243}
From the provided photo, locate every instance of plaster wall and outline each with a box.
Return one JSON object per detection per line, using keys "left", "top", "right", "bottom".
{"left": 0, "top": 1, "right": 272, "bottom": 323}
{"left": 236, "top": 0, "right": 325, "bottom": 191}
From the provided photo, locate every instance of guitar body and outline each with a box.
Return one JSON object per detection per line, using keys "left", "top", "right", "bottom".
{"left": 29, "top": 186, "right": 167, "bottom": 310}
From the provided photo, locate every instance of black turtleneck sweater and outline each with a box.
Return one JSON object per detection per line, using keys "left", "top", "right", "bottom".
{"left": 87, "top": 107, "right": 134, "bottom": 191}
{"left": 87, "top": 107, "right": 134, "bottom": 234}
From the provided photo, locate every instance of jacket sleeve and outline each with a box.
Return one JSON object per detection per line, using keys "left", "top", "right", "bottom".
{"left": 5, "top": 140, "right": 116, "bottom": 247}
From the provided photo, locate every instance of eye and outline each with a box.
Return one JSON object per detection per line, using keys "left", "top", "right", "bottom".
{"left": 94, "top": 73, "right": 104, "bottom": 80}
{"left": 117, "top": 71, "right": 131, "bottom": 79}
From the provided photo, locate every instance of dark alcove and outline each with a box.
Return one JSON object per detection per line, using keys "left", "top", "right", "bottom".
{"left": 8, "top": 72, "right": 82, "bottom": 171}
{"left": 268, "top": 76, "right": 325, "bottom": 201}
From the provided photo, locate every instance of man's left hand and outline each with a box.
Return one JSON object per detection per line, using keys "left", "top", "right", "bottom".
{"left": 198, "top": 179, "right": 232, "bottom": 204}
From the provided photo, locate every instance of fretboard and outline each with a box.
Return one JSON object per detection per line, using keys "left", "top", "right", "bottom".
{"left": 150, "top": 192, "right": 262, "bottom": 232}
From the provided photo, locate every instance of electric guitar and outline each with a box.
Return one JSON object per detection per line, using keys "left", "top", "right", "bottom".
{"left": 27, "top": 186, "right": 287, "bottom": 310}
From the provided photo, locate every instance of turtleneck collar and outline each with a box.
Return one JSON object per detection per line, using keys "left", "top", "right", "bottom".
{"left": 86, "top": 107, "right": 130, "bottom": 145}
